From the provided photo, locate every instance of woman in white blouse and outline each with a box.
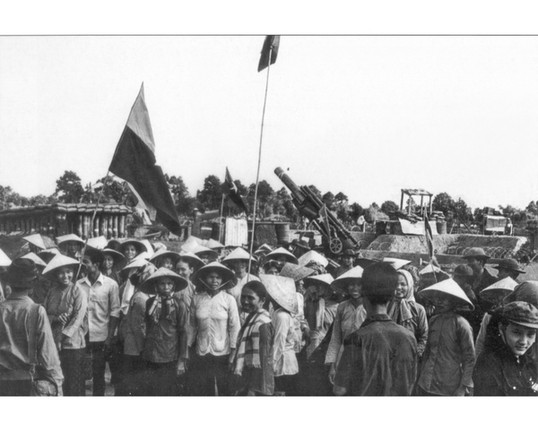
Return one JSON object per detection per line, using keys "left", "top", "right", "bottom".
{"left": 259, "top": 274, "right": 300, "bottom": 396}
{"left": 188, "top": 262, "right": 240, "bottom": 395}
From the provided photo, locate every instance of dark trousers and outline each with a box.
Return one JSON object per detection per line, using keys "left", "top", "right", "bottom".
{"left": 275, "top": 374, "right": 298, "bottom": 396}
{"left": 142, "top": 361, "right": 181, "bottom": 396}
{"left": 115, "top": 355, "right": 147, "bottom": 396}
{"left": 188, "top": 354, "right": 231, "bottom": 396}
{"left": 87, "top": 341, "right": 106, "bottom": 396}
{"left": 0, "top": 380, "right": 32, "bottom": 396}
{"left": 60, "top": 348, "right": 85, "bottom": 396}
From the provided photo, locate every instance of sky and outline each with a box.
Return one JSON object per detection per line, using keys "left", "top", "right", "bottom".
{"left": 2, "top": 35, "right": 538, "bottom": 211}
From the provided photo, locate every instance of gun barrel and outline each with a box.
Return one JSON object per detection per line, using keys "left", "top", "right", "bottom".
{"left": 274, "top": 167, "right": 306, "bottom": 204}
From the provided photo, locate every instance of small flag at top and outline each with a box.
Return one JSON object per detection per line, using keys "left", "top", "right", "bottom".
{"left": 258, "top": 36, "right": 280, "bottom": 72}
{"left": 222, "top": 167, "right": 248, "bottom": 213}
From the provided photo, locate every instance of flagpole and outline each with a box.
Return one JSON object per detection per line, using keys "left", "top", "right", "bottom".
{"left": 248, "top": 46, "right": 273, "bottom": 280}
{"left": 219, "top": 193, "right": 225, "bottom": 244}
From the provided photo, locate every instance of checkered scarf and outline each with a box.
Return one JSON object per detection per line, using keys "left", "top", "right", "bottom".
{"left": 233, "top": 309, "right": 272, "bottom": 375}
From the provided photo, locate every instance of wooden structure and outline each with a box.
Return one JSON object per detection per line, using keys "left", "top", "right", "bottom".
{"left": 0, "top": 203, "right": 131, "bottom": 239}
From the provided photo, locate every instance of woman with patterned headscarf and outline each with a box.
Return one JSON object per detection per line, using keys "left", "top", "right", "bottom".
{"left": 387, "top": 269, "right": 428, "bottom": 358}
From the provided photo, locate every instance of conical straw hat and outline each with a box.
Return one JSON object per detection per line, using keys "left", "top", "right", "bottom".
{"left": 42, "top": 254, "right": 81, "bottom": 278}
{"left": 56, "top": 233, "right": 85, "bottom": 246}
{"left": 278, "top": 262, "right": 314, "bottom": 281}
{"left": 192, "top": 261, "right": 235, "bottom": 289}
{"left": 222, "top": 247, "right": 256, "bottom": 264}
{"left": 19, "top": 252, "right": 47, "bottom": 268}
{"left": 23, "top": 233, "right": 48, "bottom": 250}
{"left": 265, "top": 247, "right": 298, "bottom": 264}
{"left": 418, "top": 278, "right": 474, "bottom": 310}
{"left": 260, "top": 274, "right": 298, "bottom": 314}
{"left": 331, "top": 266, "right": 364, "bottom": 290}
{"left": 37, "top": 248, "right": 60, "bottom": 264}
{"left": 140, "top": 267, "right": 188, "bottom": 294}
{"left": 181, "top": 236, "right": 203, "bottom": 252}
{"left": 87, "top": 236, "right": 108, "bottom": 250}
{"left": 419, "top": 264, "right": 443, "bottom": 275}
{"left": 383, "top": 257, "right": 411, "bottom": 270}
{"left": 480, "top": 277, "right": 518, "bottom": 303}
{"left": 305, "top": 273, "right": 334, "bottom": 288}
{"left": 149, "top": 248, "right": 180, "bottom": 265}
{"left": 177, "top": 251, "right": 205, "bottom": 271}
{"left": 0, "top": 248, "right": 12, "bottom": 267}
{"left": 120, "top": 238, "right": 148, "bottom": 255}
{"left": 192, "top": 244, "right": 219, "bottom": 260}
{"left": 298, "top": 250, "right": 328, "bottom": 268}
{"left": 207, "top": 239, "right": 225, "bottom": 250}
{"left": 102, "top": 248, "right": 126, "bottom": 265}
{"left": 122, "top": 256, "right": 152, "bottom": 272}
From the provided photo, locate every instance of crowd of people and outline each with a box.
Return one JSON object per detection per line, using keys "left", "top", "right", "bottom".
{"left": 1, "top": 232, "right": 538, "bottom": 396}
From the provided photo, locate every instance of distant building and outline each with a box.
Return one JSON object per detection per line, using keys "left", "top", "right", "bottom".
{"left": 0, "top": 203, "right": 131, "bottom": 239}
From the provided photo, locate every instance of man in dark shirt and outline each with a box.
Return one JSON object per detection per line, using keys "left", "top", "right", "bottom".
{"left": 334, "top": 262, "right": 418, "bottom": 396}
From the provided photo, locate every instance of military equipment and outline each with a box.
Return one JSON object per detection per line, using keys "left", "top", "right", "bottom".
{"left": 274, "top": 167, "right": 360, "bottom": 255}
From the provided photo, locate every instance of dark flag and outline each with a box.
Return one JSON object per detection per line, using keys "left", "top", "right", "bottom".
{"left": 423, "top": 212, "right": 435, "bottom": 260}
{"left": 223, "top": 167, "right": 248, "bottom": 213}
{"left": 317, "top": 204, "right": 332, "bottom": 237}
{"left": 258, "top": 35, "right": 280, "bottom": 72}
{"left": 109, "top": 84, "right": 181, "bottom": 235}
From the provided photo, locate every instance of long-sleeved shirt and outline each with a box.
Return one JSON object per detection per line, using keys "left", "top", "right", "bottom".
{"left": 334, "top": 313, "right": 418, "bottom": 396}
{"left": 44, "top": 283, "right": 88, "bottom": 350}
{"left": 474, "top": 341, "right": 537, "bottom": 396}
{"left": 387, "top": 299, "right": 429, "bottom": 357}
{"left": 77, "top": 274, "right": 120, "bottom": 342}
{"left": 417, "top": 311, "right": 475, "bottom": 395}
{"left": 272, "top": 308, "right": 299, "bottom": 376}
{"left": 190, "top": 290, "right": 240, "bottom": 357}
{"left": 325, "top": 300, "right": 366, "bottom": 365}
{"left": 120, "top": 290, "right": 149, "bottom": 356}
{"left": 304, "top": 298, "right": 338, "bottom": 359}
{"left": 0, "top": 296, "right": 63, "bottom": 385}
{"left": 143, "top": 295, "right": 189, "bottom": 363}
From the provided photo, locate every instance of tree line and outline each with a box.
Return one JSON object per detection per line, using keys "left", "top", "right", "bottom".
{"left": 1, "top": 171, "right": 536, "bottom": 229}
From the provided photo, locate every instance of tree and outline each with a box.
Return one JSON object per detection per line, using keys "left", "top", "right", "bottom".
{"left": 166, "top": 175, "right": 196, "bottom": 216}
{"left": 349, "top": 202, "right": 364, "bottom": 220}
{"left": 55, "top": 170, "right": 84, "bottom": 203}
{"left": 334, "top": 192, "right": 348, "bottom": 206}
{"left": 273, "top": 187, "right": 298, "bottom": 220}
{"left": 432, "top": 192, "right": 455, "bottom": 216}
{"left": 453, "top": 198, "right": 471, "bottom": 224}
{"left": 381, "top": 200, "right": 399, "bottom": 215}
{"left": 248, "top": 180, "right": 275, "bottom": 219}
{"left": 196, "top": 175, "right": 222, "bottom": 211}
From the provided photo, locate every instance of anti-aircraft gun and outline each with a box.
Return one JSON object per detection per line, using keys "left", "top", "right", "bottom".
{"left": 274, "top": 167, "right": 360, "bottom": 255}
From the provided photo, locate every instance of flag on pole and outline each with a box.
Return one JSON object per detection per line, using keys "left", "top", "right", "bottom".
{"left": 317, "top": 204, "right": 332, "bottom": 237}
{"left": 109, "top": 84, "right": 181, "bottom": 235}
{"left": 424, "top": 212, "right": 435, "bottom": 260}
{"left": 222, "top": 167, "right": 248, "bottom": 213}
{"left": 258, "top": 35, "right": 280, "bottom": 72}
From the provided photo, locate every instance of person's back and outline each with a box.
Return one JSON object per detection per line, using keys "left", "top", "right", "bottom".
{"left": 333, "top": 262, "right": 418, "bottom": 396}
{"left": 336, "top": 314, "right": 417, "bottom": 396}
{"left": 0, "top": 259, "right": 63, "bottom": 395}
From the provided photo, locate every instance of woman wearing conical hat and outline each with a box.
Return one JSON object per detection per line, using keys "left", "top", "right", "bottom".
{"left": 387, "top": 269, "right": 428, "bottom": 358}
{"left": 100, "top": 248, "right": 126, "bottom": 286}
{"left": 188, "top": 262, "right": 240, "bottom": 396}
{"left": 325, "top": 266, "right": 367, "bottom": 385}
{"left": 260, "top": 274, "right": 300, "bottom": 395}
{"left": 116, "top": 261, "right": 157, "bottom": 396}
{"left": 231, "top": 280, "right": 274, "bottom": 396}
{"left": 42, "top": 254, "right": 88, "bottom": 396}
{"left": 416, "top": 278, "right": 476, "bottom": 396}
{"left": 139, "top": 268, "right": 189, "bottom": 396}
